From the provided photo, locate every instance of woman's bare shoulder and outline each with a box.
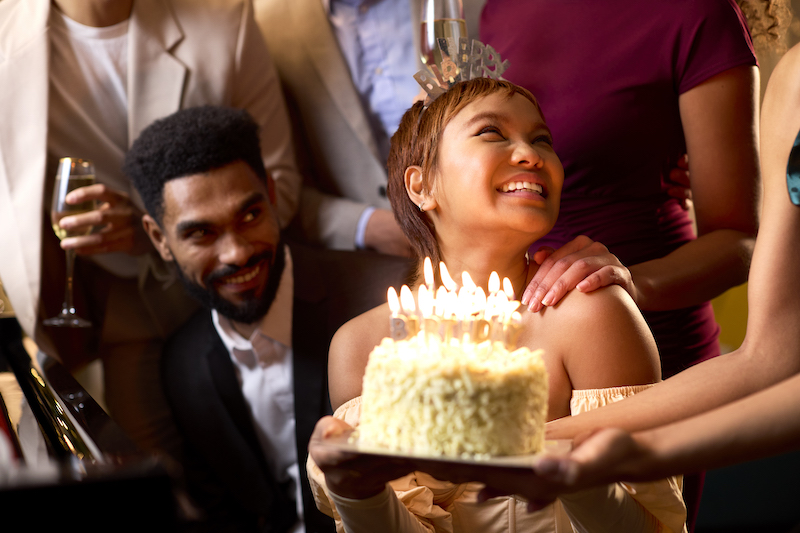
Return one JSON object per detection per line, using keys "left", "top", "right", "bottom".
{"left": 535, "top": 285, "right": 661, "bottom": 389}
{"left": 328, "top": 303, "right": 391, "bottom": 409}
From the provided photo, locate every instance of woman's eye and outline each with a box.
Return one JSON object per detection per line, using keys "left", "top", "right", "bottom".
{"left": 478, "top": 126, "right": 504, "bottom": 138}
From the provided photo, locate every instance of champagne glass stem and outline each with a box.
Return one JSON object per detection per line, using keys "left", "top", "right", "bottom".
{"left": 62, "top": 248, "right": 77, "bottom": 315}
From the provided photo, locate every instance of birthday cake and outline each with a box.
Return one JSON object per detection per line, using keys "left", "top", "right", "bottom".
{"left": 356, "top": 261, "right": 549, "bottom": 458}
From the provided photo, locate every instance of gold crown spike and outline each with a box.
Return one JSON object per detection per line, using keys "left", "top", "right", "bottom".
{"left": 414, "top": 39, "right": 510, "bottom": 104}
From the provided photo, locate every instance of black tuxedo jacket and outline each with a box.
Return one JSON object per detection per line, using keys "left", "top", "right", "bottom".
{"left": 162, "top": 244, "right": 412, "bottom": 532}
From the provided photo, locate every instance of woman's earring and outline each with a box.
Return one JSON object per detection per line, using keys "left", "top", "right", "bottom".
{"left": 419, "top": 201, "right": 425, "bottom": 212}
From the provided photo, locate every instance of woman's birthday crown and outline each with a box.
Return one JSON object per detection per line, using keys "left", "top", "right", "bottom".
{"left": 414, "top": 38, "right": 509, "bottom": 105}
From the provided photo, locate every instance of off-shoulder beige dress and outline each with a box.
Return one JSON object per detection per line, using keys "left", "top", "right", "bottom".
{"left": 308, "top": 385, "right": 688, "bottom": 533}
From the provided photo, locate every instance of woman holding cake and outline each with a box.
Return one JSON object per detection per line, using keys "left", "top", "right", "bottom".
{"left": 306, "top": 76, "right": 687, "bottom": 532}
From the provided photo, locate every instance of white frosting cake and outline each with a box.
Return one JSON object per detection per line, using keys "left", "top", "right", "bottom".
{"left": 357, "top": 334, "right": 549, "bottom": 458}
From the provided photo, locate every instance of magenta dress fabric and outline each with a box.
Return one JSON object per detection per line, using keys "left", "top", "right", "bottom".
{"left": 481, "top": 0, "right": 757, "bottom": 378}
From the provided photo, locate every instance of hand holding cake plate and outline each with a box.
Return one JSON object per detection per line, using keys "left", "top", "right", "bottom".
{"left": 311, "top": 415, "right": 572, "bottom": 503}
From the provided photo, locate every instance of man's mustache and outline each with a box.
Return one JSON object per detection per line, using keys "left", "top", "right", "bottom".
{"left": 204, "top": 249, "right": 275, "bottom": 284}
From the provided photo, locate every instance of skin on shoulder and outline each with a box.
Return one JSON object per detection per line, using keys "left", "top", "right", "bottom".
{"left": 328, "top": 302, "right": 392, "bottom": 411}
{"left": 517, "top": 279, "right": 661, "bottom": 421}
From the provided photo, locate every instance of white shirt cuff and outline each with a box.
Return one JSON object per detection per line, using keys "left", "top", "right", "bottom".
{"left": 355, "top": 206, "right": 377, "bottom": 249}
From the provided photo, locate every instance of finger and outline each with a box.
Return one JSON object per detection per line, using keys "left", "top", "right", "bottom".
{"left": 665, "top": 185, "right": 692, "bottom": 202}
{"left": 531, "top": 246, "right": 555, "bottom": 266}
{"left": 65, "top": 183, "right": 130, "bottom": 206}
{"left": 524, "top": 243, "right": 592, "bottom": 310}
{"left": 534, "top": 245, "right": 611, "bottom": 308}
{"left": 61, "top": 228, "right": 136, "bottom": 255}
{"left": 61, "top": 206, "right": 139, "bottom": 233}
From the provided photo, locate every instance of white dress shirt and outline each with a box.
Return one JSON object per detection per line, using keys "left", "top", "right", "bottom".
{"left": 212, "top": 248, "right": 304, "bottom": 533}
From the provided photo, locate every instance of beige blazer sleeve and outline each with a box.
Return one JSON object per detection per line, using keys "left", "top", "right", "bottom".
{"left": 255, "top": 0, "right": 394, "bottom": 250}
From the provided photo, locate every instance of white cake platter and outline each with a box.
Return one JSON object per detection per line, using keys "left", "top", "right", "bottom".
{"left": 321, "top": 434, "right": 572, "bottom": 470}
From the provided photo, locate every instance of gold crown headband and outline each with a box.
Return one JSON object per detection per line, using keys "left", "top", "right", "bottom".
{"left": 414, "top": 38, "right": 510, "bottom": 106}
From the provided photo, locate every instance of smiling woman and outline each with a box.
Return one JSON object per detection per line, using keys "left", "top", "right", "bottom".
{"left": 305, "top": 77, "right": 689, "bottom": 533}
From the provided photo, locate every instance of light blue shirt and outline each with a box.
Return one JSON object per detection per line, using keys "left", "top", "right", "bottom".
{"left": 323, "top": 0, "right": 420, "bottom": 248}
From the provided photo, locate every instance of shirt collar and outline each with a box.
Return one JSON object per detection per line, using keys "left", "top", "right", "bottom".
{"left": 212, "top": 246, "right": 294, "bottom": 352}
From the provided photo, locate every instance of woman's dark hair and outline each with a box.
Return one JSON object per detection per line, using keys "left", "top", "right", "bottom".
{"left": 386, "top": 77, "right": 543, "bottom": 269}
{"left": 124, "top": 105, "right": 267, "bottom": 224}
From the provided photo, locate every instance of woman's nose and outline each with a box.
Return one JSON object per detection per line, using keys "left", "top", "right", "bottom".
{"left": 510, "top": 142, "right": 544, "bottom": 169}
{"left": 218, "top": 232, "right": 255, "bottom": 266}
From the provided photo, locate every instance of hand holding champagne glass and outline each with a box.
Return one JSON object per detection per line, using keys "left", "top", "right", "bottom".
{"left": 43, "top": 157, "right": 96, "bottom": 328}
{"left": 420, "top": 0, "right": 466, "bottom": 67}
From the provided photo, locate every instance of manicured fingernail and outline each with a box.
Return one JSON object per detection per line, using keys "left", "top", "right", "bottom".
{"left": 576, "top": 281, "right": 588, "bottom": 292}
{"left": 521, "top": 290, "right": 532, "bottom": 306}
{"left": 541, "top": 292, "right": 553, "bottom": 307}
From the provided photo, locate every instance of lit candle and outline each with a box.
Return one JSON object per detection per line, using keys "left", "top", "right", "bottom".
{"left": 471, "top": 286, "right": 491, "bottom": 343}
{"left": 423, "top": 257, "right": 434, "bottom": 291}
{"left": 388, "top": 286, "right": 407, "bottom": 340}
{"left": 400, "top": 284, "right": 420, "bottom": 337}
{"left": 503, "top": 277, "right": 515, "bottom": 301}
{"left": 440, "top": 262, "right": 457, "bottom": 292}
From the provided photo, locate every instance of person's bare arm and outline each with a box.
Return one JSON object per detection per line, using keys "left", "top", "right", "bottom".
{"left": 548, "top": 48, "right": 800, "bottom": 441}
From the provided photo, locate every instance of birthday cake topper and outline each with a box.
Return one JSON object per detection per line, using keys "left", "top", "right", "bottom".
{"left": 414, "top": 38, "right": 510, "bottom": 105}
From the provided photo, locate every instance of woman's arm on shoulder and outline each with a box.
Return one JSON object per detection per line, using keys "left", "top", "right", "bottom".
{"left": 554, "top": 285, "right": 661, "bottom": 391}
{"left": 629, "top": 64, "right": 759, "bottom": 310}
{"left": 328, "top": 304, "right": 391, "bottom": 410}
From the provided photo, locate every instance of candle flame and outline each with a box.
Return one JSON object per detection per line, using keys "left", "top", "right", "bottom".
{"left": 387, "top": 287, "right": 400, "bottom": 314}
{"left": 418, "top": 285, "right": 433, "bottom": 317}
{"left": 400, "top": 285, "right": 417, "bottom": 313}
{"left": 423, "top": 257, "right": 434, "bottom": 287}
{"left": 434, "top": 286, "right": 448, "bottom": 315}
{"left": 461, "top": 271, "right": 476, "bottom": 291}
{"left": 488, "top": 271, "right": 500, "bottom": 294}
{"left": 503, "top": 277, "right": 515, "bottom": 300}
{"left": 474, "top": 286, "right": 487, "bottom": 309}
{"left": 439, "top": 262, "right": 457, "bottom": 292}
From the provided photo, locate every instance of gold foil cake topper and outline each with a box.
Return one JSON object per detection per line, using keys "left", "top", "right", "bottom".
{"left": 414, "top": 38, "right": 510, "bottom": 104}
{"left": 388, "top": 258, "right": 523, "bottom": 349}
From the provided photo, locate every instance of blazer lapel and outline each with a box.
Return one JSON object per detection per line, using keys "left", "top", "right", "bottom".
{"left": 127, "top": 0, "right": 186, "bottom": 146}
{"left": 292, "top": 0, "right": 380, "bottom": 160}
{"left": 0, "top": 0, "right": 51, "bottom": 336}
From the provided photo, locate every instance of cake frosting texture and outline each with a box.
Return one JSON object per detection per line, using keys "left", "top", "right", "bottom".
{"left": 357, "top": 335, "right": 549, "bottom": 458}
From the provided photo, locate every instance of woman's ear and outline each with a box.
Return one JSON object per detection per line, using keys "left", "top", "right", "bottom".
{"left": 404, "top": 165, "right": 438, "bottom": 212}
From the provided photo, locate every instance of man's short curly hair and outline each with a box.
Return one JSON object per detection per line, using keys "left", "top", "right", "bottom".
{"left": 124, "top": 105, "right": 267, "bottom": 224}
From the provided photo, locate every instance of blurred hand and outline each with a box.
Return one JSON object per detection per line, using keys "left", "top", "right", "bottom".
{"left": 475, "top": 428, "right": 650, "bottom": 512}
{"left": 308, "top": 416, "right": 416, "bottom": 500}
{"left": 667, "top": 154, "right": 692, "bottom": 210}
{"left": 522, "top": 235, "right": 638, "bottom": 312}
{"left": 364, "top": 208, "right": 413, "bottom": 257}
{"left": 58, "top": 184, "right": 152, "bottom": 256}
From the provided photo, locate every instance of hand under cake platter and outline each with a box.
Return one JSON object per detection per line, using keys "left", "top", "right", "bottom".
{"left": 310, "top": 415, "right": 572, "bottom": 503}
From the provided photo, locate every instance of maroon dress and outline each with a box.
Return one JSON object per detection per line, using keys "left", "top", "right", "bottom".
{"left": 481, "top": 0, "right": 757, "bottom": 379}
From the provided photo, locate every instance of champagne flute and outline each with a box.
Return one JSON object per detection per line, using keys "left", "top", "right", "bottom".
{"left": 43, "top": 157, "right": 96, "bottom": 328}
{"left": 420, "top": 0, "right": 466, "bottom": 67}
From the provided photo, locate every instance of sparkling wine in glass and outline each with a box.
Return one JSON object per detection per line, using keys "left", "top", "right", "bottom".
{"left": 43, "top": 157, "right": 96, "bottom": 328}
{"left": 420, "top": 0, "right": 467, "bottom": 67}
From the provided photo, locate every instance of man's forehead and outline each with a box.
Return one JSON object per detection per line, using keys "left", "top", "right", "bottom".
{"left": 161, "top": 165, "right": 269, "bottom": 227}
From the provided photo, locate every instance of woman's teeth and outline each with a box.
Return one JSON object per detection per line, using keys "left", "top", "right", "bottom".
{"left": 224, "top": 264, "right": 260, "bottom": 284}
{"left": 500, "top": 181, "right": 543, "bottom": 194}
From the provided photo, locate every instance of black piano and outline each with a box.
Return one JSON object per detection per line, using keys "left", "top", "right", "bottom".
{"left": 0, "top": 316, "right": 183, "bottom": 529}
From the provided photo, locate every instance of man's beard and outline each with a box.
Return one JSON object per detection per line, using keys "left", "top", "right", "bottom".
{"left": 174, "top": 239, "right": 286, "bottom": 324}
